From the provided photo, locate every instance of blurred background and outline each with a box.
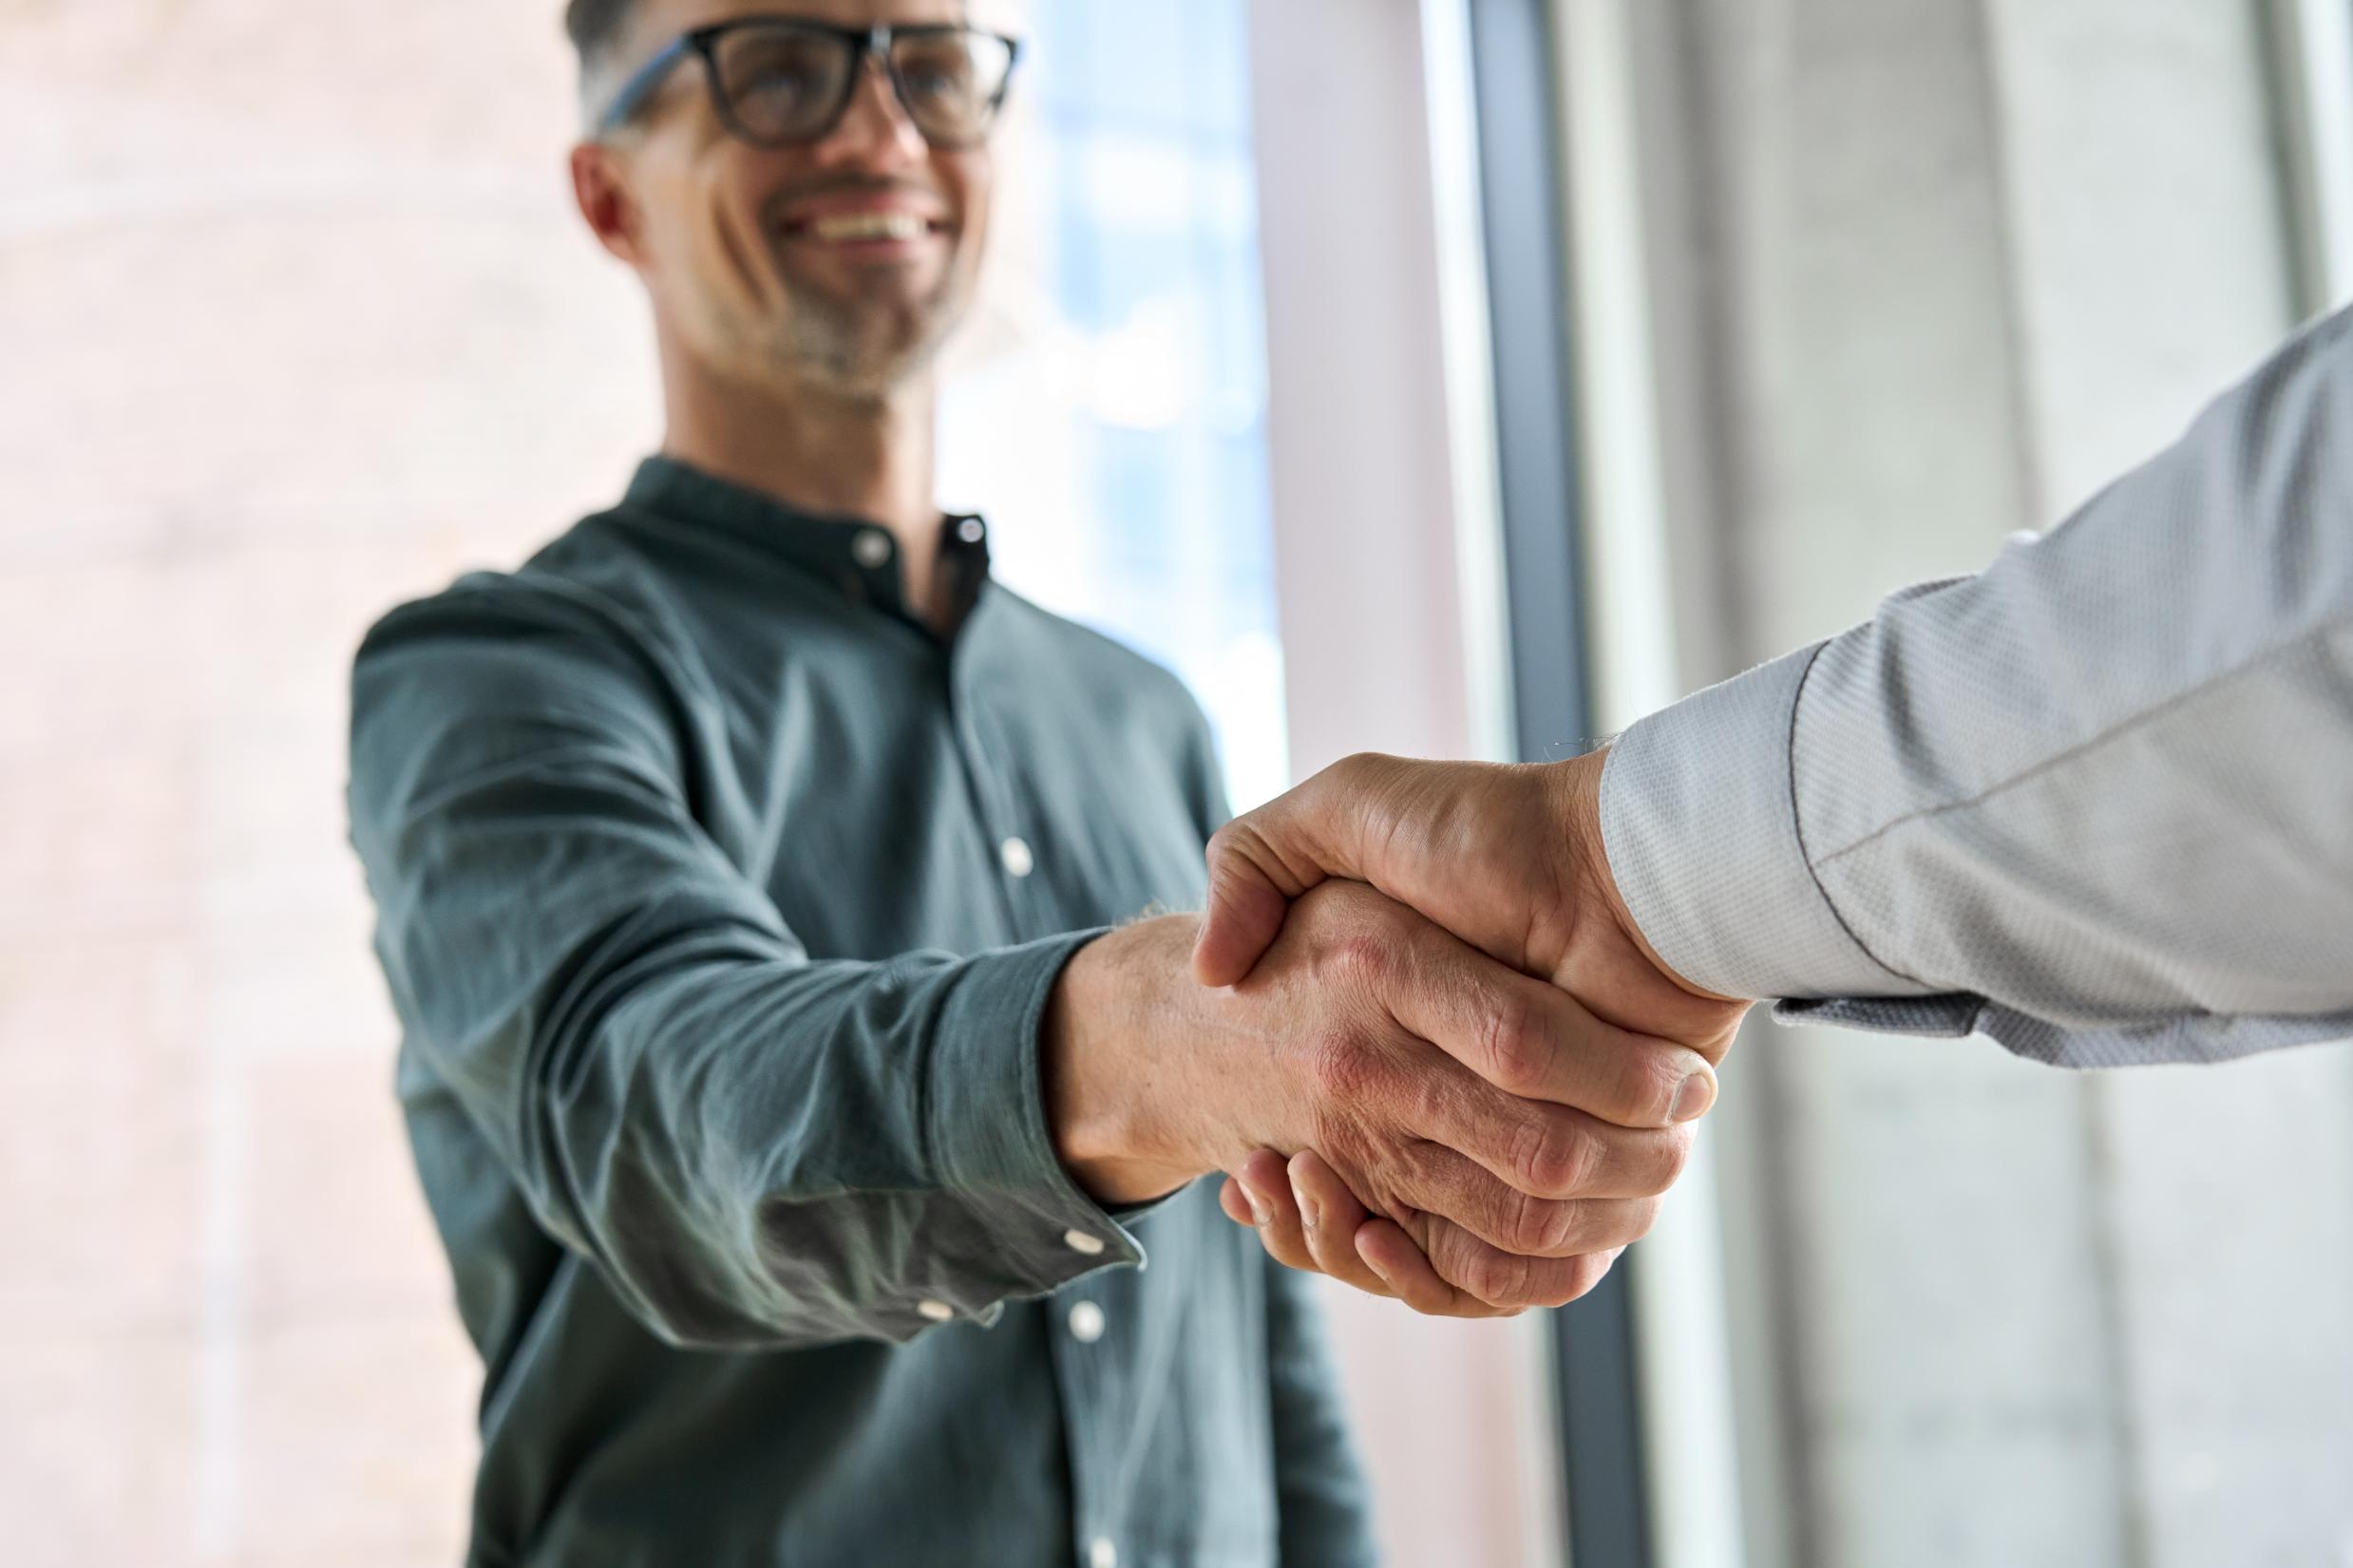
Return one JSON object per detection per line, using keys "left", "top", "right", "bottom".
{"left": 6, "top": 1, "right": 2353, "bottom": 1565}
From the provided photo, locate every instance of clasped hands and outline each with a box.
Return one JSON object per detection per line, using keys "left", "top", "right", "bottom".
{"left": 1045, "top": 748, "right": 1751, "bottom": 1319}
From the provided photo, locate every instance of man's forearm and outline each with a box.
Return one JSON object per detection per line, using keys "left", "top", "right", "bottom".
{"left": 1603, "top": 303, "right": 2353, "bottom": 1059}
{"left": 1043, "top": 916, "right": 1219, "bottom": 1205}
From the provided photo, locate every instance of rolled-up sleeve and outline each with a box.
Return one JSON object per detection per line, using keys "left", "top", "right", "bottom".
{"left": 1603, "top": 306, "right": 2353, "bottom": 1067}
{"left": 350, "top": 580, "right": 1135, "bottom": 1350}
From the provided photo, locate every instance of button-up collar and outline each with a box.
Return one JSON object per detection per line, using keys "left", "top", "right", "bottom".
{"left": 624, "top": 455, "right": 993, "bottom": 633}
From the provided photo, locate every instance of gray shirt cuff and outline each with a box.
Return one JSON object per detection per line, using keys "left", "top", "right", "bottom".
{"left": 917, "top": 930, "right": 1152, "bottom": 1327}
{"left": 1599, "top": 643, "right": 1927, "bottom": 1002}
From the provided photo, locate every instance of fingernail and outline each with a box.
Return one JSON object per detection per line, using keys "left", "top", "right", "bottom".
{"left": 1359, "top": 1246, "right": 1394, "bottom": 1286}
{"left": 1238, "top": 1178, "right": 1272, "bottom": 1228}
{"left": 1669, "top": 1067, "right": 1717, "bottom": 1124}
{"left": 1297, "top": 1190, "right": 1321, "bottom": 1236}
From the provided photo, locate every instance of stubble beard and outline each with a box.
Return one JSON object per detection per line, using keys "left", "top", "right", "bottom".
{"left": 729, "top": 256, "right": 971, "bottom": 405}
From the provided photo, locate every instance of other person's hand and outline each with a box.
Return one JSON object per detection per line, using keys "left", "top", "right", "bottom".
{"left": 1191, "top": 751, "right": 1754, "bottom": 1313}
{"left": 1214, "top": 1146, "right": 1625, "bottom": 1318}
{"left": 1044, "top": 880, "right": 1717, "bottom": 1313}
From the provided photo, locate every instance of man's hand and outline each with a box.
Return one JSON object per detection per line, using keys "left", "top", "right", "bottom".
{"left": 1191, "top": 750, "right": 1755, "bottom": 1314}
{"left": 1043, "top": 881, "right": 1718, "bottom": 1313}
{"left": 1195, "top": 750, "right": 1743, "bottom": 1045}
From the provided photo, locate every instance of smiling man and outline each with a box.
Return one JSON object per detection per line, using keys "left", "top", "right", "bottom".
{"left": 343, "top": 1, "right": 1720, "bottom": 1564}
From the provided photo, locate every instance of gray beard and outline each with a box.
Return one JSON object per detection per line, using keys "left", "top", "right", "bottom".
{"left": 762, "top": 268, "right": 965, "bottom": 402}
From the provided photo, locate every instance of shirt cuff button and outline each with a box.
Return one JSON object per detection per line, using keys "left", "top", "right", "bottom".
{"left": 917, "top": 1299, "right": 956, "bottom": 1323}
{"left": 1062, "top": 1228, "right": 1107, "bottom": 1256}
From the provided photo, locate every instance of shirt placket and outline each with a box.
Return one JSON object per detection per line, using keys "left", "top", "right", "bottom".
{"left": 944, "top": 641, "right": 1045, "bottom": 941}
{"left": 944, "top": 629, "right": 1130, "bottom": 1568}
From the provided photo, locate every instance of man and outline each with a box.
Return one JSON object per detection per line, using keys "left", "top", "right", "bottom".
{"left": 1191, "top": 300, "right": 2353, "bottom": 1313}
{"left": 347, "top": 2, "right": 1711, "bottom": 1561}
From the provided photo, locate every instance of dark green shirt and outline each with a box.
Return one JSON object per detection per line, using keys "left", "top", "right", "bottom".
{"left": 347, "top": 459, "right": 1376, "bottom": 1568}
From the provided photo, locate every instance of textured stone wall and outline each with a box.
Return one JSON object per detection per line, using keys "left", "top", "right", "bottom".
{"left": 1671, "top": 1, "right": 2353, "bottom": 1562}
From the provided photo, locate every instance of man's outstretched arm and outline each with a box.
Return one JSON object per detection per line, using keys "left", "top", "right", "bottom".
{"left": 353, "top": 576, "right": 1715, "bottom": 1340}
{"left": 1201, "top": 302, "right": 2353, "bottom": 1072}
{"left": 1197, "top": 305, "right": 2353, "bottom": 1308}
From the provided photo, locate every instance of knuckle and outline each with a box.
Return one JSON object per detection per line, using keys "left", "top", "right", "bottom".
{"left": 1622, "top": 1047, "right": 1691, "bottom": 1128}
{"left": 1203, "top": 820, "right": 1251, "bottom": 878}
{"left": 1513, "top": 1111, "right": 1597, "bottom": 1198}
{"left": 1509, "top": 1189, "right": 1582, "bottom": 1256}
{"left": 1547, "top": 1255, "right": 1611, "bottom": 1310}
{"left": 1323, "top": 928, "right": 1398, "bottom": 993}
{"left": 1480, "top": 989, "right": 1547, "bottom": 1095}
{"left": 1306, "top": 1030, "right": 1381, "bottom": 1104}
{"left": 1582, "top": 1197, "right": 1660, "bottom": 1254}
{"left": 1458, "top": 1247, "right": 1528, "bottom": 1307}
{"left": 1648, "top": 1124, "right": 1698, "bottom": 1193}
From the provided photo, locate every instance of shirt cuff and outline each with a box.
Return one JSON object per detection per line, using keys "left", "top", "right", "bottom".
{"left": 919, "top": 931, "right": 1151, "bottom": 1324}
{"left": 1599, "top": 642, "right": 1917, "bottom": 1001}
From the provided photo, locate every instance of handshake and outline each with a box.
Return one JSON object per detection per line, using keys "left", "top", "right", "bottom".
{"left": 1045, "top": 748, "right": 1752, "bottom": 1319}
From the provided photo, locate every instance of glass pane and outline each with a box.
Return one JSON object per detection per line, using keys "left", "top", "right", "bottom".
{"left": 940, "top": 0, "right": 1286, "bottom": 810}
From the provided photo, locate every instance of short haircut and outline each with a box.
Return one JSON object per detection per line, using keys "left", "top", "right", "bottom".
{"left": 565, "top": 0, "right": 638, "bottom": 71}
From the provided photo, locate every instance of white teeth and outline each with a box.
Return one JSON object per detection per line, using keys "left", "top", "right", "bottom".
{"left": 808, "top": 213, "right": 930, "bottom": 242}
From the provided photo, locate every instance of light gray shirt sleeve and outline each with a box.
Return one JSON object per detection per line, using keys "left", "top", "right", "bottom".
{"left": 1599, "top": 306, "right": 2353, "bottom": 1068}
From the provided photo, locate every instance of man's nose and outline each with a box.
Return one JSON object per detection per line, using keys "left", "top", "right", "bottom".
{"left": 814, "top": 57, "right": 927, "bottom": 170}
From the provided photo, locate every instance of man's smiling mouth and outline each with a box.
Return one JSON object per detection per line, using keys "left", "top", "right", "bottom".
{"left": 802, "top": 212, "right": 937, "bottom": 243}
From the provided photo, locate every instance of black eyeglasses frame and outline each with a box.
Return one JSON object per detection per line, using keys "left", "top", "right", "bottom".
{"left": 595, "top": 16, "right": 1022, "bottom": 150}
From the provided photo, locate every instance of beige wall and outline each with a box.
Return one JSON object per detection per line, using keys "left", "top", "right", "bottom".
{"left": 1, "top": 7, "right": 658, "bottom": 1563}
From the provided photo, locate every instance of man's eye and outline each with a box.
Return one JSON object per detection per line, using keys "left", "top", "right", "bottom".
{"left": 895, "top": 52, "right": 975, "bottom": 101}
{"left": 741, "top": 66, "right": 821, "bottom": 98}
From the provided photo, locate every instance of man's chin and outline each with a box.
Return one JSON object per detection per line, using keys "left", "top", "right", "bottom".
{"left": 758, "top": 320, "right": 950, "bottom": 401}
{"left": 764, "top": 282, "right": 966, "bottom": 385}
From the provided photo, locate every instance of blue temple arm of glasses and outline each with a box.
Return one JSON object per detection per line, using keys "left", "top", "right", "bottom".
{"left": 596, "top": 35, "right": 694, "bottom": 137}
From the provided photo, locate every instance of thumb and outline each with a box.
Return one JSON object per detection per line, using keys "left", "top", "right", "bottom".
{"left": 1191, "top": 815, "right": 1324, "bottom": 987}
{"left": 1192, "top": 762, "right": 1385, "bottom": 986}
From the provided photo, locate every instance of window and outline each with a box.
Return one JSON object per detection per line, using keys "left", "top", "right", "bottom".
{"left": 940, "top": 0, "right": 1288, "bottom": 811}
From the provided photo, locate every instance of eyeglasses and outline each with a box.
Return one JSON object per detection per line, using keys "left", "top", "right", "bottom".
{"left": 596, "top": 17, "right": 1021, "bottom": 150}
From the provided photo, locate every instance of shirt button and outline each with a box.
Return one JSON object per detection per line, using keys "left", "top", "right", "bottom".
{"left": 917, "top": 1299, "right": 955, "bottom": 1323}
{"left": 852, "top": 529, "right": 894, "bottom": 569}
{"left": 1063, "top": 1227, "right": 1107, "bottom": 1257}
{"left": 1068, "top": 1301, "right": 1107, "bottom": 1344}
{"left": 999, "top": 837, "right": 1035, "bottom": 878}
{"left": 957, "top": 517, "right": 987, "bottom": 544}
{"left": 1088, "top": 1537, "right": 1118, "bottom": 1568}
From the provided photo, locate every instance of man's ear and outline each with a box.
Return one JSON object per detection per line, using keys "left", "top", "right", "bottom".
{"left": 570, "top": 142, "right": 645, "bottom": 267}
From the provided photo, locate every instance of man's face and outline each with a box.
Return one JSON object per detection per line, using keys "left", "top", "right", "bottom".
{"left": 591, "top": 0, "right": 996, "bottom": 400}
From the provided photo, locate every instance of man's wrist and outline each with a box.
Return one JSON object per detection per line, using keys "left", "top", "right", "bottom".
{"left": 1558, "top": 746, "right": 1741, "bottom": 1007}
{"left": 1042, "top": 915, "right": 1212, "bottom": 1204}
